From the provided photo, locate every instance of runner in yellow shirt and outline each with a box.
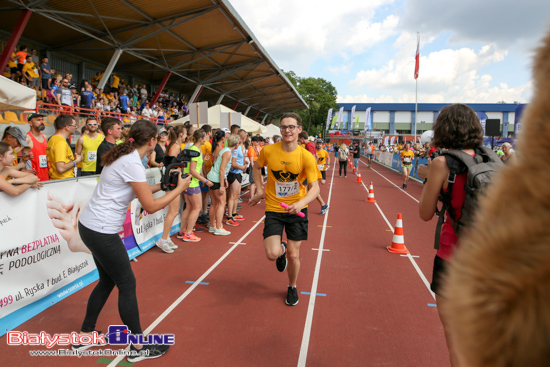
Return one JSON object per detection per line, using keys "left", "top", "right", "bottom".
{"left": 249, "top": 112, "right": 319, "bottom": 306}
{"left": 400, "top": 142, "right": 414, "bottom": 189}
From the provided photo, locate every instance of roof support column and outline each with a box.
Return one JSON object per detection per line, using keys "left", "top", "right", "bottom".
{"left": 0, "top": 10, "right": 32, "bottom": 74}
{"left": 254, "top": 111, "right": 261, "bottom": 121}
{"left": 190, "top": 84, "right": 203, "bottom": 103}
{"left": 244, "top": 106, "right": 251, "bottom": 116}
{"left": 150, "top": 71, "right": 172, "bottom": 106}
{"left": 98, "top": 49, "right": 123, "bottom": 90}
{"left": 261, "top": 114, "right": 268, "bottom": 124}
{"left": 232, "top": 101, "right": 240, "bottom": 110}
{"left": 216, "top": 94, "right": 225, "bottom": 105}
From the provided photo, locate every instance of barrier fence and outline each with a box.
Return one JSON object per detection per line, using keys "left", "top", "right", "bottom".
{"left": 0, "top": 168, "right": 179, "bottom": 337}
{"left": 372, "top": 151, "right": 428, "bottom": 181}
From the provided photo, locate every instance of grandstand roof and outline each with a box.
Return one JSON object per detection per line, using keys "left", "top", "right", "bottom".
{"left": 0, "top": 0, "right": 307, "bottom": 116}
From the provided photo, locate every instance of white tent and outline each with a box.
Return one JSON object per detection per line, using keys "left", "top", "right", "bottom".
{"left": 0, "top": 76, "right": 37, "bottom": 110}
{"left": 260, "top": 123, "right": 281, "bottom": 138}
{"left": 170, "top": 104, "right": 266, "bottom": 134}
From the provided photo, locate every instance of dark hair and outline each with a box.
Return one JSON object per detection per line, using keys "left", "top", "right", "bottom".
{"left": 100, "top": 117, "right": 121, "bottom": 135}
{"left": 298, "top": 131, "right": 309, "bottom": 139}
{"left": 432, "top": 104, "right": 483, "bottom": 149}
{"left": 211, "top": 130, "right": 226, "bottom": 156}
{"left": 102, "top": 119, "right": 157, "bottom": 166}
{"left": 167, "top": 125, "right": 184, "bottom": 153}
{"left": 54, "top": 114, "right": 75, "bottom": 130}
{"left": 201, "top": 124, "right": 212, "bottom": 134}
{"left": 1, "top": 126, "right": 12, "bottom": 140}
{"left": 230, "top": 124, "right": 240, "bottom": 134}
{"left": 86, "top": 116, "right": 97, "bottom": 123}
{"left": 0, "top": 141, "right": 10, "bottom": 156}
{"left": 280, "top": 112, "right": 302, "bottom": 126}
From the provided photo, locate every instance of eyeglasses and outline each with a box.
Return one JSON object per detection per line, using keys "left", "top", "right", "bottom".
{"left": 280, "top": 125, "right": 298, "bottom": 131}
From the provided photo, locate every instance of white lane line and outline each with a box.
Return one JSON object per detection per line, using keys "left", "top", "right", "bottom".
{"left": 359, "top": 178, "right": 435, "bottom": 300}
{"left": 297, "top": 163, "right": 336, "bottom": 367}
{"left": 312, "top": 248, "right": 330, "bottom": 251}
{"left": 358, "top": 159, "right": 419, "bottom": 203}
{"left": 107, "top": 216, "right": 266, "bottom": 367}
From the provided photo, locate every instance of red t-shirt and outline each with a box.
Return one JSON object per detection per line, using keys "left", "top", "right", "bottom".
{"left": 27, "top": 132, "right": 49, "bottom": 181}
{"left": 304, "top": 141, "right": 316, "bottom": 157}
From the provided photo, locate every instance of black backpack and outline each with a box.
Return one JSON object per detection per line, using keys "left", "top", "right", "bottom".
{"left": 434, "top": 147, "right": 503, "bottom": 249}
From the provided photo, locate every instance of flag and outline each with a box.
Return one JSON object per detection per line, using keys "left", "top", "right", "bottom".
{"left": 364, "top": 107, "right": 372, "bottom": 131}
{"left": 330, "top": 114, "right": 338, "bottom": 130}
{"left": 384, "top": 136, "right": 389, "bottom": 146}
{"left": 325, "top": 108, "right": 333, "bottom": 130}
{"left": 354, "top": 114, "right": 360, "bottom": 129}
{"left": 414, "top": 32, "right": 420, "bottom": 80}
{"left": 350, "top": 105, "right": 356, "bottom": 130}
{"left": 390, "top": 136, "right": 396, "bottom": 145}
{"left": 336, "top": 107, "right": 344, "bottom": 130}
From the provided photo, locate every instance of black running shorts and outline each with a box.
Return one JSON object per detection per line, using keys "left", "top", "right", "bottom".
{"left": 227, "top": 172, "right": 242, "bottom": 185}
{"left": 263, "top": 209, "right": 308, "bottom": 241}
{"left": 430, "top": 255, "right": 448, "bottom": 296}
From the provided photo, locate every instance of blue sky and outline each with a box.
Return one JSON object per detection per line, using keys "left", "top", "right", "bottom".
{"left": 229, "top": 0, "right": 550, "bottom": 104}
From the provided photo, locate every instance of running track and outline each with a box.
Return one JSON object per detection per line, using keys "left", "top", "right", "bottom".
{"left": 1, "top": 155, "right": 451, "bottom": 366}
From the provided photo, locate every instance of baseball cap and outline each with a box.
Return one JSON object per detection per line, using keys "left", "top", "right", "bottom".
{"left": 27, "top": 113, "right": 45, "bottom": 121}
{"left": 158, "top": 127, "right": 168, "bottom": 135}
{"left": 5, "top": 126, "right": 28, "bottom": 147}
{"left": 221, "top": 128, "right": 231, "bottom": 134}
{"left": 316, "top": 139, "right": 323, "bottom": 143}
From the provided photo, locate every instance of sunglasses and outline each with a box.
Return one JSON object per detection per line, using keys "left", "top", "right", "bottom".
{"left": 87, "top": 123, "right": 98, "bottom": 126}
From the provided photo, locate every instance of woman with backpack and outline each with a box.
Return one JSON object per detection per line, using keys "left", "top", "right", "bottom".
{"left": 418, "top": 103, "right": 484, "bottom": 367}
{"left": 338, "top": 143, "right": 348, "bottom": 178}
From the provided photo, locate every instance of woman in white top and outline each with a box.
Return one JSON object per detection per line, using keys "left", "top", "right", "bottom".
{"left": 76, "top": 119, "right": 190, "bottom": 361}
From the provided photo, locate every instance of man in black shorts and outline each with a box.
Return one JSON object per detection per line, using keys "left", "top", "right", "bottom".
{"left": 249, "top": 112, "right": 319, "bottom": 306}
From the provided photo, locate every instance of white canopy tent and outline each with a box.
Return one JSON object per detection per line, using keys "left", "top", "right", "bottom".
{"left": 260, "top": 123, "right": 281, "bottom": 139}
{"left": 0, "top": 76, "right": 37, "bottom": 110}
{"left": 170, "top": 104, "right": 267, "bottom": 134}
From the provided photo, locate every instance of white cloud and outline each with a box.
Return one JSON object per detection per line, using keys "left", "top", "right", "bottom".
{"left": 327, "top": 63, "right": 353, "bottom": 75}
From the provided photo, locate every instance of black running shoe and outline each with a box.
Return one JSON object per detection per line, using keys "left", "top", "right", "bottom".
{"left": 71, "top": 331, "right": 103, "bottom": 351}
{"left": 127, "top": 344, "right": 170, "bottom": 362}
{"left": 276, "top": 241, "right": 287, "bottom": 272}
{"left": 285, "top": 286, "right": 299, "bottom": 306}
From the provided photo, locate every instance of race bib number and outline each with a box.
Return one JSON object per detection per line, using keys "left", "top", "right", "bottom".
{"left": 39, "top": 155, "right": 47, "bottom": 168}
{"left": 87, "top": 151, "right": 97, "bottom": 162}
{"left": 317, "top": 164, "right": 325, "bottom": 171}
{"left": 275, "top": 181, "right": 300, "bottom": 198}
{"left": 403, "top": 157, "right": 412, "bottom": 164}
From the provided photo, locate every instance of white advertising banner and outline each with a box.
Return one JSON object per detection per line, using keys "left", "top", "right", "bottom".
{"left": 0, "top": 177, "right": 98, "bottom": 336}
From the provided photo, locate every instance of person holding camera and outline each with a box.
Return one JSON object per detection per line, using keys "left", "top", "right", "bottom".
{"left": 157, "top": 125, "right": 186, "bottom": 253}
{"left": 417, "top": 104, "right": 484, "bottom": 367}
{"left": 76, "top": 119, "right": 190, "bottom": 361}
{"left": 207, "top": 132, "right": 240, "bottom": 236}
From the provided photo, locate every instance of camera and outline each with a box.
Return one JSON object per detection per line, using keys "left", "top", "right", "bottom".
{"left": 160, "top": 149, "right": 201, "bottom": 191}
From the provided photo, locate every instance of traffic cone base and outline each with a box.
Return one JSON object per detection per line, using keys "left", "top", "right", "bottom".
{"left": 387, "top": 214, "right": 408, "bottom": 254}
{"left": 356, "top": 173, "right": 362, "bottom": 183}
{"left": 352, "top": 167, "right": 356, "bottom": 173}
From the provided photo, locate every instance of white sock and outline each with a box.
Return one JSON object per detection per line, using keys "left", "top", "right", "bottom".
{"left": 160, "top": 238, "right": 168, "bottom": 244}
{"left": 280, "top": 242, "right": 286, "bottom": 255}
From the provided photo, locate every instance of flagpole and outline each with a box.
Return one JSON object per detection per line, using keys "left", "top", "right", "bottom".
{"left": 415, "top": 77, "right": 417, "bottom": 143}
{"left": 414, "top": 32, "right": 419, "bottom": 144}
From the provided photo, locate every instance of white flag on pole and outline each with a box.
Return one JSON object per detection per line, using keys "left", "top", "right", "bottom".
{"left": 349, "top": 105, "right": 356, "bottom": 131}
{"left": 336, "top": 107, "right": 344, "bottom": 130}
{"left": 364, "top": 107, "right": 372, "bottom": 131}
{"left": 325, "top": 108, "right": 333, "bottom": 130}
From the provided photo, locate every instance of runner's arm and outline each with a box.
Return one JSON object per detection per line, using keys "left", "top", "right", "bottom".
{"left": 419, "top": 156, "right": 449, "bottom": 221}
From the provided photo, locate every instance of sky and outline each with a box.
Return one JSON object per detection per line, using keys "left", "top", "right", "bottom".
{"left": 228, "top": 0, "right": 550, "bottom": 104}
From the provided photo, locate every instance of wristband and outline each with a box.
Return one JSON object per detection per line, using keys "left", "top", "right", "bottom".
{"left": 72, "top": 160, "right": 76, "bottom": 168}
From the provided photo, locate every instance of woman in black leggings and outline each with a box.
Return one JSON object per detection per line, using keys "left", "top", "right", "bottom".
{"left": 338, "top": 143, "right": 349, "bottom": 177}
{"left": 76, "top": 120, "right": 190, "bottom": 362}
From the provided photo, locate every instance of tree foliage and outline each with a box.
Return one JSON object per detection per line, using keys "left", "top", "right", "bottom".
{"left": 284, "top": 70, "right": 339, "bottom": 136}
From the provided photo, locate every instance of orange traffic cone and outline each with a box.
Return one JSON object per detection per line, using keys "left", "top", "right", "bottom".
{"left": 366, "top": 182, "right": 376, "bottom": 203}
{"left": 387, "top": 213, "right": 408, "bottom": 254}
{"left": 352, "top": 167, "right": 356, "bottom": 173}
{"left": 356, "top": 173, "right": 362, "bottom": 183}
{"left": 349, "top": 160, "right": 353, "bottom": 168}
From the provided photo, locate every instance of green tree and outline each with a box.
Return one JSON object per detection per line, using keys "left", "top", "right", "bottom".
{"left": 284, "top": 70, "right": 338, "bottom": 137}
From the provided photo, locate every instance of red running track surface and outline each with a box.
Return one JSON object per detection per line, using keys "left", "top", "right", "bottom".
{"left": 1, "top": 155, "right": 451, "bottom": 367}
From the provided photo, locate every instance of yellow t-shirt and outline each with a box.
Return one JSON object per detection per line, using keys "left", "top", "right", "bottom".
{"left": 47, "top": 135, "right": 75, "bottom": 180}
{"left": 22, "top": 62, "right": 39, "bottom": 78}
{"left": 400, "top": 150, "right": 414, "bottom": 165}
{"left": 8, "top": 53, "right": 17, "bottom": 68}
{"left": 257, "top": 142, "right": 318, "bottom": 213}
{"left": 82, "top": 133, "right": 104, "bottom": 172}
{"left": 316, "top": 149, "right": 329, "bottom": 171}
{"left": 201, "top": 140, "right": 213, "bottom": 173}
{"left": 112, "top": 75, "right": 120, "bottom": 88}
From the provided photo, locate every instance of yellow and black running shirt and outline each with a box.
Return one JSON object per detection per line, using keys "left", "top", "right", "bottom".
{"left": 257, "top": 142, "right": 318, "bottom": 213}
{"left": 317, "top": 149, "right": 329, "bottom": 171}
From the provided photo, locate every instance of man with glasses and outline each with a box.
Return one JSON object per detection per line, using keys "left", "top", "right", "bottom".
{"left": 56, "top": 78, "right": 73, "bottom": 114}
{"left": 76, "top": 117, "right": 104, "bottom": 176}
{"left": 46, "top": 115, "right": 82, "bottom": 180}
{"left": 249, "top": 112, "right": 320, "bottom": 306}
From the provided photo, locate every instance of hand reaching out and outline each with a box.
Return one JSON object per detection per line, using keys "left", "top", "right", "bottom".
{"left": 46, "top": 191, "right": 90, "bottom": 254}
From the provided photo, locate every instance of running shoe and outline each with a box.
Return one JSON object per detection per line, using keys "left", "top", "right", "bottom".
{"left": 209, "top": 226, "right": 216, "bottom": 233}
{"left": 182, "top": 233, "right": 201, "bottom": 242}
{"left": 233, "top": 214, "right": 245, "bottom": 221}
{"left": 214, "top": 228, "right": 231, "bottom": 236}
{"left": 72, "top": 331, "right": 103, "bottom": 351}
{"left": 285, "top": 286, "right": 299, "bottom": 306}
{"left": 167, "top": 238, "right": 178, "bottom": 250}
{"left": 193, "top": 226, "right": 205, "bottom": 233}
{"left": 127, "top": 344, "right": 170, "bottom": 363}
{"left": 226, "top": 218, "right": 240, "bottom": 226}
{"left": 196, "top": 215, "right": 208, "bottom": 225}
{"left": 276, "top": 241, "right": 287, "bottom": 272}
{"left": 238, "top": 197, "right": 243, "bottom": 203}
{"left": 319, "top": 204, "right": 329, "bottom": 215}
{"left": 156, "top": 239, "right": 174, "bottom": 254}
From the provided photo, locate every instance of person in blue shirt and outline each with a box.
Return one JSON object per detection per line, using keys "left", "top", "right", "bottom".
{"left": 119, "top": 90, "right": 129, "bottom": 114}
{"left": 80, "top": 86, "right": 95, "bottom": 111}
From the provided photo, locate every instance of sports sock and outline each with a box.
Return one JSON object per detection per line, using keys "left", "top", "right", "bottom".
{"left": 280, "top": 242, "right": 286, "bottom": 255}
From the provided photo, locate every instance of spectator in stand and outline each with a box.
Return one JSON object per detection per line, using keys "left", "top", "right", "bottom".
{"left": 80, "top": 85, "right": 95, "bottom": 112}
{"left": 141, "top": 101, "right": 153, "bottom": 119}
{"left": 0, "top": 142, "right": 42, "bottom": 195}
{"left": 110, "top": 73, "right": 120, "bottom": 95}
{"left": 15, "top": 45, "right": 28, "bottom": 82}
{"left": 46, "top": 115, "right": 82, "bottom": 180}
{"left": 500, "top": 142, "right": 516, "bottom": 164}
{"left": 56, "top": 78, "right": 72, "bottom": 113}
{"left": 25, "top": 113, "right": 49, "bottom": 181}
{"left": 140, "top": 85, "right": 148, "bottom": 102}
{"left": 8, "top": 46, "right": 20, "bottom": 81}
{"left": 22, "top": 55, "right": 39, "bottom": 90}
{"left": 96, "top": 117, "right": 122, "bottom": 174}
{"left": 65, "top": 73, "right": 74, "bottom": 87}
{"left": 156, "top": 106, "right": 165, "bottom": 124}
{"left": 76, "top": 117, "right": 104, "bottom": 176}
{"left": 177, "top": 129, "right": 213, "bottom": 242}
{"left": 70, "top": 86, "right": 80, "bottom": 110}
{"left": 30, "top": 49, "right": 39, "bottom": 65}
{"left": 119, "top": 90, "right": 129, "bottom": 114}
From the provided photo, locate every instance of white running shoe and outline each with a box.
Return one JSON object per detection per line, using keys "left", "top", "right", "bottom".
{"left": 167, "top": 238, "right": 178, "bottom": 250}
{"left": 214, "top": 228, "right": 231, "bottom": 236}
{"left": 156, "top": 239, "right": 174, "bottom": 253}
{"left": 209, "top": 226, "right": 216, "bottom": 233}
